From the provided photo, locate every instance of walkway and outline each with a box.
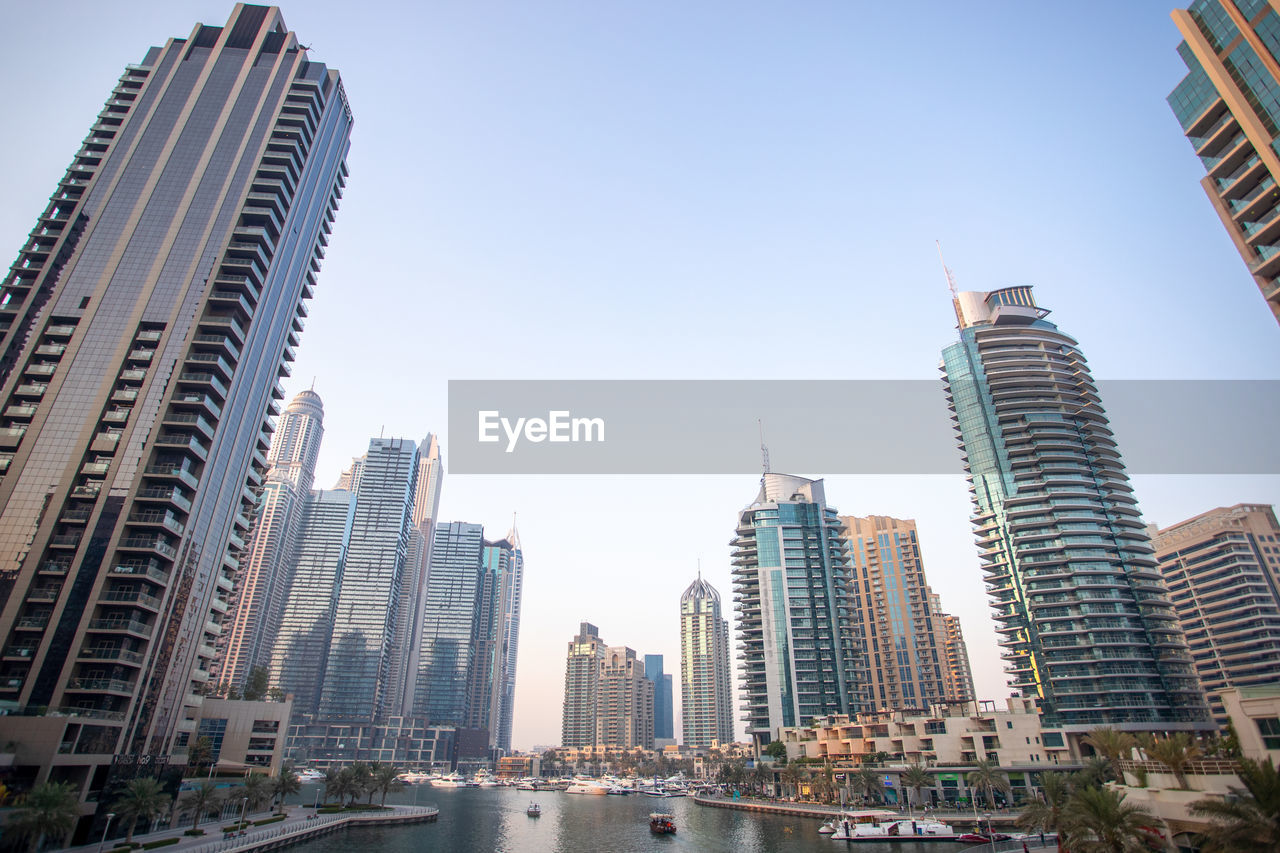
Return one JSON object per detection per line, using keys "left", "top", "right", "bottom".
{"left": 692, "top": 795, "right": 1021, "bottom": 827}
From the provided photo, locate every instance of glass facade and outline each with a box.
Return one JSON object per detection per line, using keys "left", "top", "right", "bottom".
{"left": 414, "top": 521, "right": 484, "bottom": 724}
{"left": 941, "top": 287, "right": 1210, "bottom": 731}
{"left": 0, "top": 6, "right": 351, "bottom": 767}
{"left": 644, "top": 654, "right": 675, "bottom": 741}
{"left": 678, "top": 578, "right": 733, "bottom": 747}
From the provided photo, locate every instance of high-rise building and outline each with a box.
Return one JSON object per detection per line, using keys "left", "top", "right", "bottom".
{"left": 493, "top": 525, "right": 524, "bottom": 755}
{"left": 562, "top": 621, "right": 605, "bottom": 748}
{"left": 1168, "top": 0, "right": 1280, "bottom": 324}
{"left": 216, "top": 389, "right": 325, "bottom": 690}
{"left": 387, "top": 434, "right": 443, "bottom": 715}
{"left": 1150, "top": 504, "right": 1280, "bottom": 724}
{"left": 318, "top": 438, "right": 419, "bottom": 720}
{"left": 267, "top": 488, "right": 354, "bottom": 715}
{"left": 842, "top": 516, "right": 970, "bottom": 711}
{"left": 941, "top": 286, "right": 1209, "bottom": 731}
{"left": 414, "top": 521, "right": 483, "bottom": 724}
{"left": 0, "top": 3, "right": 351, "bottom": 803}
{"left": 679, "top": 576, "right": 733, "bottom": 747}
{"left": 935, "top": 601, "right": 976, "bottom": 703}
{"left": 596, "top": 646, "right": 654, "bottom": 750}
{"left": 731, "top": 473, "right": 862, "bottom": 746}
{"left": 644, "top": 654, "right": 675, "bottom": 742}
{"left": 467, "top": 536, "right": 514, "bottom": 744}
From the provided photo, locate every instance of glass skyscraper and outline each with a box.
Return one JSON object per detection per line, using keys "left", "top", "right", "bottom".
{"left": 414, "top": 521, "right": 484, "bottom": 724}
{"left": 731, "top": 473, "right": 861, "bottom": 746}
{"left": 941, "top": 286, "right": 1209, "bottom": 731}
{"left": 0, "top": 3, "right": 351, "bottom": 799}
{"left": 1168, "top": 0, "right": 1280, "bottom": 324}
{"left": 679, "top": 577, "right": 733, "bottom": 747}
{"left": 643, "top": 654, "right": 675, "bottom": 742}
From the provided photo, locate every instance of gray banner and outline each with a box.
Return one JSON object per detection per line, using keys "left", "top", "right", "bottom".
{"left": 446, "top": 380, "right": 1279, "bottom": 475}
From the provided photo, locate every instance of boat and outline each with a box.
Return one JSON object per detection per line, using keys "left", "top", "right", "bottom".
{"left": 526, "top": 803, "right": 542, "bottom": 817}
{"left": 294, "top": 769, "right": 324, "bottom": 783}
{"left": 830, "top": 818, "right": 955, "bottom": 841}
{"left": 395, "top": 771, "right": 433, "bottom": 785}
{"left": 565, "top": 778, "right": 610, "bottom": 795}
{"left": 820, "top": 810, "right": 894, "bottom": 835}
{"left": 649, "top": 812, "right": 676, "bottom": 834}
{"left": 430, "top": 773, "right": 465, "bottom": 788}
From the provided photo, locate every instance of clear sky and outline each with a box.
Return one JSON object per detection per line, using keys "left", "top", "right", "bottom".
{"left": 2, "top": 1, "right": 1278, "bottom": 751}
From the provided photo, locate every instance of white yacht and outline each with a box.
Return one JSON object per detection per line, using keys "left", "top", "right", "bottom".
{"left": 430, "top": 773, "right": 465, "bottom": 788}
{"left": 294, "top": 768, "right": 324, "bottom": 783}
{"left": 565, "top": 778, "right": 610, "bottom": 795}
{"left": 830, "top": 818, "right": 955, "bottom": 841}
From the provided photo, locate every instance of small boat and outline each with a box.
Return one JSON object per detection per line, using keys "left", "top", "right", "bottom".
{"left": 526, "top": 803, "right": 541, "bottom": 817}
{"left": 649, "top": 812, "right": 676, "bottom": 834}
{"left": 395, "top": 771, "right": 433, "bottom": 785}
{"left": 430, "top": 773, "right": 465, "bottom": 788}
{"left": 294, "top": 769, "right": 324, "bottom": 783}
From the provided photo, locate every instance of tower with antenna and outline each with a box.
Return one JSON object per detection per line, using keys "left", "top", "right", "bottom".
{"left": 936, "top": 240, "right": 965, "bottom": 328}
{"left": 758, "top": 419, "right": 771, "bottom": 475}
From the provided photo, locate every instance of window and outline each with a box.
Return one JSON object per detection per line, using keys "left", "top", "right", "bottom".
{"left": 1257, "top": 716, "right": 1280, "bottom": 750}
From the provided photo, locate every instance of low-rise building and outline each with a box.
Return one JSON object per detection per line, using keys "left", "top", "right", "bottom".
{"left": 194, "top": 697, "right": 293, "bottom": 775}
{"left": 1217, "top": 683, "right": 1280, "bottom": 765}
{"left": 284, "top": 715, "right": 457, "bottom": 769}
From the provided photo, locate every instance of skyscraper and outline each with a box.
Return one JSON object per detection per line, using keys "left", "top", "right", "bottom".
{"left": 1168, "top": 0, "right": 1280, "bottom": 324}
{"left": 935, "top": 601, "right": 976, "bottom": 703}
{"left": 0, "top": 3, "right": 351, "bottom": 798}
{"left": 941, "top": 286, "right": 1209, "bottom": 731}
{"left": 562, "top": 621, "right": 605, "bottom": 748}
{"left": 731, "top": 473, "right": 861, "bottom": 746}
{"left": 679, "top": 576, "right": 733, "bottom": 747}
{"left": 267, "top": 488, "right": 354, "bottom": 715}
{"left": 596, "top": 646, "right": 654, "bottom": 750}
{"left": 414, "top": 521, "right": 484, "bottom": 724}
{"left": 842, "top": 515, "right": 969, "bottom": 711}
{"left": 318, "top": 438, "right": 419, "bottom": 720}
{"left": 643, "top": 654, "right": 675, "bottom": 742}
{"left": 216, "top": 388, "right": 325, "bottom": 690}
{"left": 492, "top": 526, "right": 524, "bottom": 755}
{"left": 1151, "top": 504, "right": 1280, "bottom": 724}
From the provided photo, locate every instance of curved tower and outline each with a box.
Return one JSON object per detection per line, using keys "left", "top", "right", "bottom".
{"left": 940, "top": 286, "right": 1209, "bottom": 731}
{"left": 680, "top": 573, "right": 733, "bottom": 747}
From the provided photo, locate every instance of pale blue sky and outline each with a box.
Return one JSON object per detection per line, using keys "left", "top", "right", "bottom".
{"left": 2, "top": 1, "right": 1277, "bottom": 750}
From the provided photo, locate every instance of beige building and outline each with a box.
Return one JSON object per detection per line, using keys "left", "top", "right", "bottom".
{"left": 1151, "top": 504, "right": 1280, "bottom": 724}
{"left": 562, "top": 622, "right": 605, "bottom": 748}
{"left": 1218, "top": 683, "right": 1280, "bottom": 765}
{"left": 596, "top": 646, "right": 654, "bottom": 750}
{"left": 939, "top": 608, "right": 975, "bottom": 702}
{"left": 194, "top": 697, "right": 293, "bottom": 775}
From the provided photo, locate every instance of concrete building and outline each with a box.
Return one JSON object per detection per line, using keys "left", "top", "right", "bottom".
{"left": 562, "top": 622, "right": 605, "bottom": 748}
{"left": 0, "top": 6, "right": 351, "bottom": 834}
{"left": 1168, "top": 0, "right": 1280, "bottom": 324}
{"left": 595, "top": 646, "right": 654, "bottom": 750}
{"left": 938, "top": 607, "right": 976, "bottom": 703}
{"left": 1217, "top": 683, "right": 1280, "bottom": 764}
{"left": 940, "top": 286, "right": 1209, "bottom": 732}
{"left": 842, "top": 516, "right": 971, "bottom": 711}
{"left": 679, "top": 576, "right": 733, "bottom": 747}
{"left": 731, "top": 473, "right": 862, "bottom": 746}
{"left": 317, "top": 438, "right": 420, "bottom": 720}
{"left": 216, "top": 389, "right": 325, "bottom": 691}
{"left": 644, "top": 654, "right": 675, "bottom": 743}
{"left": 1151, "top": 504, "right": 1280, "bottom": 724}
{"left": 193, "top": 697, "right": 293, "bottom": 775}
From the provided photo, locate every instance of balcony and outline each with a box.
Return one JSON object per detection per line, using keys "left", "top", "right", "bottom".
{"left": 171, "top": 392, "right": 222, "bottom": 418}
{"left": 66, "top": 677, "right": 136, "bottom": 695}
{"left": 144, "top": 463, "right": 198, "bottom": 490}
{"left": 117, "top": 535, "right": 176, "bottom": 560}
{"left": 135, "top": 486, "right": 192, "bottom": 512}
{"left": 198, "top": 313, "right": 246, "bottom": 344}
{"left": 111, "top": 562, "right": 168, "bottom": 584}
{"left": 101, "top": 589, "right": 162, "bottom": 611}
{"left": 176, "top": 371, "right": 227, "bottom": 398}
{"left": 86, "top": 618, "right": 152, "bottom": 637}
{"left": 154, "top": 432, "right": 208, "bottom": 461}
{"left": 127, "top": 509, "right": 185, "bottom": 536}
{"left": 78, "top": 646, "right": 144, "bottom": 665}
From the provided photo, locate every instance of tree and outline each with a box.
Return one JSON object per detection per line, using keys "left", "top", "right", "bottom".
{"left": 763, "top": 741, "right": 787, "bottom": 763}
{"left": 185, "top": 736, "right": 214, "bottom": 776}
{"left": 239, "top": 772, "right": 271, "bottom": 813}
{"left": 242, "top": 666, "right": 270, "bottom": 701}
{"left": 180, "top": 780, "right": 222, "bottom": 831}
{"left": 1059, "top": 785, "right": 1160, "bottom": 853}
{"left": 347, "top": 762, "right": 374, "bottom": 804}
{"left": 1082, "top": 728, "right": 1136, "bottom": 783}
{"left": 967, "top": 759, "right": 1010, "bottom": 810}
{"left": 323, "top": 768, "right": 342, "bottom": 805}
{"left": 851, "top": 767, "right": 882, "bottom": 804}
{"left": 1189, "top": 757, "right": 1280, "bottom": 853}
{"left": 271, "top": 768, "right": 301, "bottom": 812}
{"left": 9, "top": 782, "right": 80, "bottom": 853}
{"left": 112, "top": 777, "right": 171, "bottom": 843}
{"left": 1142, "top": 733, "right": 1202, "bottom": 791}
{"left": 1074, "top": 756, "right": 1115, "bottom": 791}
{"left": 779, "top": 764, "right": 806, "bottom": 800}
{"left": 1017, "top": 771, "right": 1071, "bottom": 849}
{"left": 901, "top": 763, "right": 932, "bottom": 810}
{"left": 371, "top": 763, "right": 403, "bottom": 806}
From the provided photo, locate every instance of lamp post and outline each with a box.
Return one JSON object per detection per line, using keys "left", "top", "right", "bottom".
{"left": 983, "top": 812, "right": 992, "bottom": 838}
{"left": 238, "top": 796, "right": 248, "bottom": 832}
{"left": 97, "top": 813, "right": 115, "bottom": 853}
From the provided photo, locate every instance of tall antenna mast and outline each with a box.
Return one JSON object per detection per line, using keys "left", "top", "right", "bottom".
{"left": 758, "top": 418, "right": 771, "bottom": 474}
{"left": 936, "top": 240, "right": 965, "bottom": 328}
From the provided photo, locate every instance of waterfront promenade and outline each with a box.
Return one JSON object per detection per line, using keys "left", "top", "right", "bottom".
{"left": 64, "top": 805, "right": 437, "bottom": 853}
{"left": 692, "top": 794, "right": 1022, "bottom": 828}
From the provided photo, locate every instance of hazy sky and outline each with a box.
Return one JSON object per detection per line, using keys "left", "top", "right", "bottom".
{"left": 2, "top": 1, "right": 1278, "bottom": 751}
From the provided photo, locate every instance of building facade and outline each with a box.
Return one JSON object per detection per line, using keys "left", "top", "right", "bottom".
{"left": 495, "top": 524, "right": 524, "bottom": 755}
{"left": 562, "top": 622, "right": 605, "bottom": 748}
{"left": 216, "top": 389, "right": 325, "bottom": 690}
{"left": 0, "top": 4, "right": 351, "bottom": 820}
{"left": 1168, "top": 0, "right": 1280, "bottom": 324}
{"left": 644, "top": 654, "right": 675, "bottom": 743}
{"left": 1151, "top": 504, "right": 1280, "bottom": 724}
{"left": 938, "top": 606, "right": 976, "bottom": 703}
{"left": 940, "top": 286, "right": 1209, "bottom": 731}
{"left": 842, "top": 515, "right": 971, "bottom": 711}
{"left": 678, "top": 577, "right": 733, "bottom": 747}
{"left": 414, "top": 521, "right": 484, "bottom": 723}
{"left": 317, "top": 437, "right": 419, "bottom": 720}
{"left": 731, "top": 473, "right": 861, "bottom": 745}
{"left": 595, "top": 646, "right": 655, "bottom": 750}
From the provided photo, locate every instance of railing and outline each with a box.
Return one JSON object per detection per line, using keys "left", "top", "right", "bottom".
{"left": 968, "top": 834, "right": 1058, "bottom": 853}
{"left": 184, "top": 806, "right": 439, "bottom": 853}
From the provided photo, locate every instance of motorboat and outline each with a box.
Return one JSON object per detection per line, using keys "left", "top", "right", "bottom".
{"left": 526, "top": 803, "right": 542, "bottom": 817}
{"left": 395, "top": 771, "right": 433, "bottom": 785}
{"left": 649, "top": 813, "right": 676, "bottom": 834}
{"left": 819, "top": 810, "right": 894, "bottom": 835}
{"left": 831, "top": 818, "right": 955, "bottom": 841}
{"left": 294, "top": 769, "right": 324, "bottom": 783}
{"left": 430, "top": 773, "right": 465, "bottom": 788}
{"left": 565, "top": 778, "right": 610, "bottom": 795}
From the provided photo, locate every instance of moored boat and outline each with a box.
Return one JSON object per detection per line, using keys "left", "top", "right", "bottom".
{"left": 830, "top": 818, "right": 956, "bottom": 841}
{"left": 649, "top": 812, "right": 676, "bottom": 834}
{"left": 565, "top": 778, "right": 610, "bottom": 795}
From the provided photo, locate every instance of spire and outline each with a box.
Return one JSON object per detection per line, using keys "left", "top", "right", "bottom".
{"left": 758, "top": 419, "right": 771, "bottom": 475}
{"left": 936, "top": 240, "right": 964, "bottom": 329}
{"left": 507, "top": 512, "right": 520, "bottom": 549}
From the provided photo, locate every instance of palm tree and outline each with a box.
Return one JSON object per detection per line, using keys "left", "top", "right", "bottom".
{"left": 901, "top": 763, "right": 932, "bottom": 810}
{"left": 179, "top": 780, "right": 222, "bottom": 831}
{"left": 1059, "top": 786, "right": 1159, "bottom": 853}
{"left": 967, "top": 759, "right": 1010, "bottom": 810}
{"left": 371, "top": 763, "right": 403, "bottom": 806}
{"left": 1142, "top": 732, "right": 1202, "bottom": 790}
{"left": 1074, "top": 756, "right": 1115, "bottom": 791}
{"left": 852, "top": 767, "right": 882, "bottom": 804}
{"left": 271, "top": 768, "right": 301, "bottom": 812}
{"left": 112, "top": 777, "right": 171, "bottom": 843}
{"left": 322, "top": 768, "right": 342, "bottom": 805}
{"left": 347, "top": 762, "right": 374, "bottom": 804}
{"left": 240, "top": 772, "right": 271, "bottom": 813}
{"left": 1082, "top": 728, "right": 1136, "bottom": 783}
{"left": 1017, "top": 771, "right": 1070, "bottom": 849}
{"left": 1190, "top": 757, "right": 1280, "bottom": 853}
{"left": 9, "top": 782, "right": 80, "bottom": 853}
{"left": 185, "top": 737, "right": 214, "bottom": 777}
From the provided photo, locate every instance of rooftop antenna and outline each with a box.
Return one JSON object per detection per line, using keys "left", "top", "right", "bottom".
{"left": 936, "top": 240, "right": 965, "bottom": 328}
{"left": 757, "top": 419, "right": 771, "bottom": 474}
{"left": 310, "top": 376, "right": 316, "bottom": 391}
{"left": 697, "top": 557, "right": 701, "bottom": 581}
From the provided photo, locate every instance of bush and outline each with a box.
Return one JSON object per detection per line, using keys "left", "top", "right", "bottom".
{"left": 221, "top": 822, "right": 248, "bottom": 832}
{"left": 183, "top": 828, "right": 206, "bottom": 836}
{"left": 142, "top": 840, "right": 180, "bottom": 850}
{"left": 253, "top": 815, "right": 285, "bottom": 826}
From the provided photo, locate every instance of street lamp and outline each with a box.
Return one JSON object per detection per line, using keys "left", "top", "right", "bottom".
{"left": 97, "top": 813, "right": 115, "bottom": 853}
{"left": 238, "top": 796, "right": 248, "bottom": 832}
{"left": 983, "top": 812, "right": 992, "bottom": 838}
